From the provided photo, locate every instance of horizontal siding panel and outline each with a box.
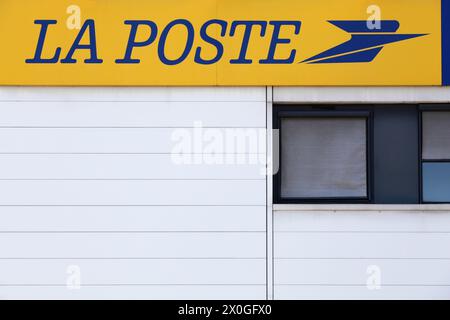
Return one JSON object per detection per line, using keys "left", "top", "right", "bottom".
{"left": 273, "top": 87, "right": 450, "bottom": 104}
{"left": 0, "top": 259, "right": 265, "bottom": 285}
{"left": 274, "top": 208, "right": 450, "bottom": 299}
{"left": 275, "top": 211, "right": 450, "bottom": 232}
{"left": 0, "top": 154, "right": 266, "bottom": 180}
{"left": 0, "top": 285, "right": 266, "bottom": 300}
{"left": 275, "top": 233, "right": 450, "bottom": 259}
{"left": 0, "top": 87, "right": 268, "bottom": 300}
{"left": 0, "top": 233, "right": 265, "bottom": 259}
{"left": 0, "top": 128, "right": 266, "bottom": 154}
{"left": 0, "top": 101, "right": 265, "bottom": 127}
{"left": 0, "top": 87, "right": 266, "bottom": 102}
{"left": 0, "top": 206, "right": 265, "bottom": 232}
{"left": 275, "top": 259, "right": 450, "bottom": 285}
{"left": 275, "top": 285, "right": 450, "bottom": 300}
{"left": 0, "top": 180, "right": 265, "bottom": 206}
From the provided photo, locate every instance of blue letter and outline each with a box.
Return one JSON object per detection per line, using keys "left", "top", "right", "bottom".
{"left": 229, "top": 21, "right": 267, "bottom": 64}
{"left": 158, "top": 19, "right": 194, "bottom": 65}
{"left": 194, "top": 19, "right": 227, "bottom": 65}
{"left": 260, "top": 21, "right": 301, "bottom": 64}
{"left": 25, "top": 20, "right": 61, "bottom": 64}
{"left": 116, "top": 20, "right": 158, "bottom": 64}
{"left": 61, "top": 19, "right": 103, "bottom": 64}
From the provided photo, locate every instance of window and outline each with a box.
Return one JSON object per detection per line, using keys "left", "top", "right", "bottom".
{"left": 274, "top": 105, "right": 450, "bottom": 205}
{"left": 280, "top": 117, "right": 368, "bottom": 199}
{"left": 274, "top": 109, "right": 371, "bottom": 203}
{"left": 421, "top": 110, "right": 450, "bottom": 203}
{"left": 274, "top": 105, "right": 425, "bottom": 204}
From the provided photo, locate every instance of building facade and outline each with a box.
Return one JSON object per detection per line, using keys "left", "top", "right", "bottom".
{"left": 0, "top": 0, "right": 449, "bottom": 299}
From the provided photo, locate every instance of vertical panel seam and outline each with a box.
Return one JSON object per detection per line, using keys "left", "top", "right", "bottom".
{"left": 266, "top": 86, "right": 274, "bottom": 300}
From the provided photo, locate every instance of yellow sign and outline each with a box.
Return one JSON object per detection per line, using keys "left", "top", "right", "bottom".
{"left": 0, "top": 0, "right": 443, "bottom": 86}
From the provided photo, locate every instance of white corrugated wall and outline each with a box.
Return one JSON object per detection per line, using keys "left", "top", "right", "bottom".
{"left": 0, "top": 87, "right": 268, "bottom": 299}
{"left": 2, "top": 86, "right": 450, "bottom": 300}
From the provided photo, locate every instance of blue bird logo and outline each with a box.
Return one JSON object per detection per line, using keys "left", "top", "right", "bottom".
{"left": 302, "top": 20, "right": 427, "bottom": 64}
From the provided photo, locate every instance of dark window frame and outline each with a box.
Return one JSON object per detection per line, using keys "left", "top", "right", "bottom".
{"left": 273, "top": 105, "right": 374, "bottom": 204}
{"left": 419, "top": 104, "right": 450, "bottom": 204}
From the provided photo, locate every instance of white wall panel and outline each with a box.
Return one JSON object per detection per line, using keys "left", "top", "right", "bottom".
{"left": 0, "top": 285, "right": 266, "bottom": 300}
{"left": 0, "top": 155, "right": 266, "bottom": 180}
{"left": 0, "top": 87, "right": 266, "bottom": 102}
{"left": 0, "top": 206, "right": 265, "bottom": 232}
{"left": 0, "top": 180, "right": 265, "bottom": 205}
{"left": 275, "top": 233, "right": 450, "bottom": 259}
{"left": 274, "top": 87, "right": 450, "bottom": 103}
{"left": 275, "top": 209, "right": 450, "bottom": 232}
{"left": 0, "top": 128, "right": 266, "bottom": 154}
{"left": 274, "top": 206, "right": 450, "bottom": 300}
{"left": 275, "top": 259, "right": 450, "bottom": 285}
{"left": 0, "top": 101, "right": 265, "bottom": 127}
{"left": 0, "top": 233, "right": 265, "bottom": 258}
{"left": 0, "top": 87, "right": 267, "bottom": 300}
{"left": 0, "top": 259, "right": 265, "bottom": 285}
{"left": 275, "top": 285, "right": 450, "bottom": 300}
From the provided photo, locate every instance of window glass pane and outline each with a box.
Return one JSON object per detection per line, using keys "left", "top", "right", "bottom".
{"left": 422, "top": 162, "right": 450, "bottom": 203}
{"left": 422, "top": 112, "right": 450, "bottom": 160}
{"left": 281, "top": 117, "right": 367, "bottom": 199}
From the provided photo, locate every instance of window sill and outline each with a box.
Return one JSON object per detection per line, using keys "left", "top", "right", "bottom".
{"left": 273, "top": 204, "right": 450, "bottom": 212}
